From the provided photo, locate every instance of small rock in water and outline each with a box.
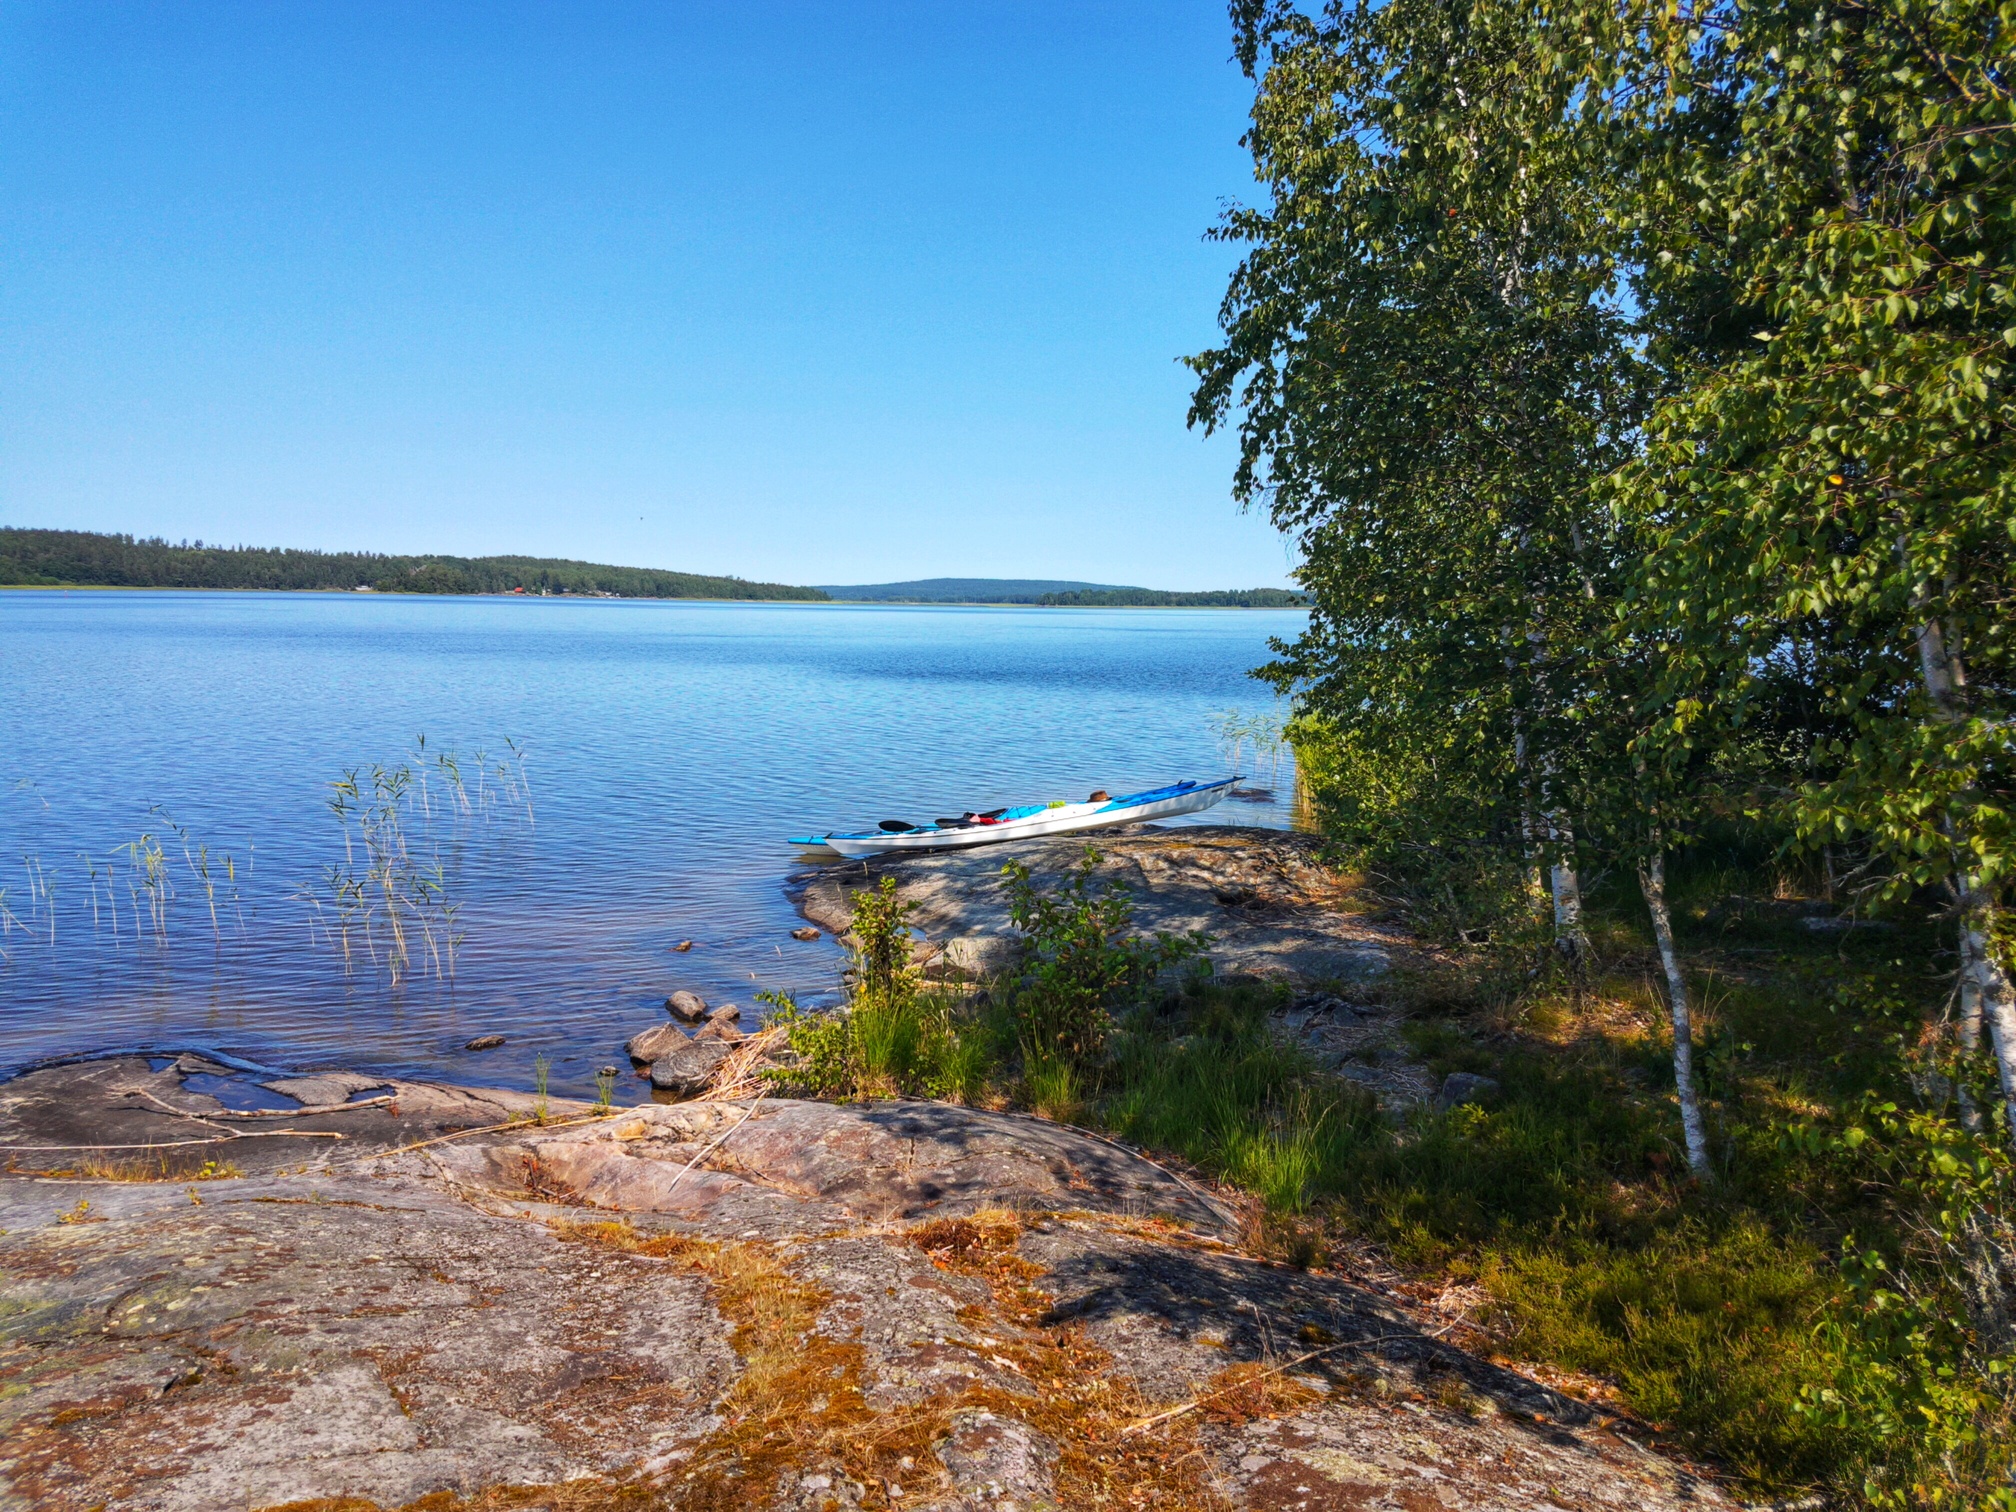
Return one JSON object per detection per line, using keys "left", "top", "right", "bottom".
{"left": 695, "top": 1019, "right": 744, "bottom": 1043}
{"left": 1435, "top": 1071, "right": 1500, "bottom": 1112}
{"left": 627, "top": 1022, "right": 690, "bottom": 1063}
{"left": 708, "top": 1003, "right": 742, "bottom": 1023}
{"left": 596, "top": 1065, "right": 621, "bottom": 1079}
{"left": 665, "top": 990, "right": 709, "bottom": 1023}
{"left": 671, "top": 939, "right": 694, "bottom": 952}
{"left": 464, "top": 1034, "right": 507, "bottom": 1051}
{"left": 791, "top": 926, "right": 821, "bottom": 941}
{"left": 650, "top": 1039, "right": 732, "bottom": 1096}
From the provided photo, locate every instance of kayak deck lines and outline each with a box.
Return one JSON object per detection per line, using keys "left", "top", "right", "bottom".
{"left": 789, "top": 777, "right": 1237, "bottom": 858}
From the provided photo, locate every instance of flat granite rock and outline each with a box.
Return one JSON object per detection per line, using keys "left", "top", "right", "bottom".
{"left": 0, "top": 1056, "right": 1742, "bottom": 1511}
{"left": 796, "top": 824, "right": 1406, "bottom": 985}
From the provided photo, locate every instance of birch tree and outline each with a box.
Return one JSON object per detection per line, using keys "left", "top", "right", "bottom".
{"left": 1190, "top": 0, "right": 1648, "bottom": 955}
{"left": 1609, "top": 0, "right": 2016, "bottom": 1140}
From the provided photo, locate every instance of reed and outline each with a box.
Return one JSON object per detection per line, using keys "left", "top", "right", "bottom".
{"left": 1209, "top": 704, "right": 1293, "bottom": 786}
{"left": 298, "top": 735, "right": 524, "bottom": 985}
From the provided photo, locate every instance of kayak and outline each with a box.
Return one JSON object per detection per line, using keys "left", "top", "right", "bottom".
{"left": 789, "top": 777, "right": 1236, "bottom": 859}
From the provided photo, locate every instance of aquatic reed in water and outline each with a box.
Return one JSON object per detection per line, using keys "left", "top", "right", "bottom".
{"left": 301, "top": 735, "right": 527, "bottom": 987}
{"left": 1209, "top": 705, "right": 1292, "bottom": 787}
{"left": 311, "top": 762, "right": 459, "bottom": 985}
{"left": 0, "top": 733, "right": 514, "bottom": 984}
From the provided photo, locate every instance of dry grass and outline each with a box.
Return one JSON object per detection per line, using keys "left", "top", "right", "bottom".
{"left": 24, "top": 1153, "right": 243, "bottom": 1182}
{"left": 260, "top": 1208, "right": 1327, "bottom": 1512}
{"left": 694, "top": 1027, "right": 789, "bottom": 1102}
{"left": 556, "top": 1219, "right": 943, "bottom": 1510}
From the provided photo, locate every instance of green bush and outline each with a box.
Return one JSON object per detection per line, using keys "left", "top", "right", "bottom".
{"left": 764, "top": 878, "right": 994, "bottom": 1103}
{"left": 1000, "top": 847, "right": 1207, "bottom": 1070}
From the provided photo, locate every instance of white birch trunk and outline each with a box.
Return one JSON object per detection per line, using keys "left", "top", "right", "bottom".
{"left": 1961, "top": 894, "right": 2016, "bottom": 1151}
{"left": 1915, "top": 607, "right": 2016, "bottom": 1145}
{"left": 1958, "top": 961, "right": 1984, "bottom": 1134}
{"left": 1639, "top": 849, "right": 1712, "bottom": 1179}
{"left": 1545, "top": 806, "right": 1587, "bottom": 959}
{"left": 1512, "top": 721, "right": 1546, "bottom": 914}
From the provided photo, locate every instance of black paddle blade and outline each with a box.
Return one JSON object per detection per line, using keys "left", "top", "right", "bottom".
{"left": 878, "top": 820, "right": 916, "bottom": 833}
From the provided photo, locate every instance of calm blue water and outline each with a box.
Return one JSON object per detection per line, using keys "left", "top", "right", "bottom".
{"left": 0, "top": 591, "right": 1301, "bottom": 1096}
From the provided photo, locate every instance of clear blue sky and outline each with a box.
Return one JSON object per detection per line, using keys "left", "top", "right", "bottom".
{"left": 0, "top": 3, "right": 1294, "bottom": 590}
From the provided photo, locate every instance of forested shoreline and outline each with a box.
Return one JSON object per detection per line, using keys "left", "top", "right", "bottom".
{"left": 1037, "top": 586, "right": 1308, "bottom": 607}
{"left": 1191, "top": 0, "right": 2014, "bottom": 1502}
{"left": 0, "top": 528, "right": 829, "bottom": 600}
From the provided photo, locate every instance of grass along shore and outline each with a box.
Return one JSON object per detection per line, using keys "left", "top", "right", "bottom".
{"left": 769, "top": 852, "right": 2011, "bottom": 1508}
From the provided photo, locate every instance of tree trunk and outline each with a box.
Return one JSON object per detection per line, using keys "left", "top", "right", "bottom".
{"left": 1506, "top": 659, "right": 1547, "bottom": 918}
{"left": 1639, "top": 849, "right": 1711, "bottom": 1180}
{"left": 1545, "top": 807, "right": 1587, "bottom": 960}
{"left": 1957, "top": 877, "right": 1985, "bottom": 1134}
{"left": 1958, "top": 964, "right": 1984, "bottom": 1134}
{"left": 1914, "top": 605, "right": 2016, "bottom": 1144}
{"left": 1961, "top": 892, "right": 2016, "bottom": 1152}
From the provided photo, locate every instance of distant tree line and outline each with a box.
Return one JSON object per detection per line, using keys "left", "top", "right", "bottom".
{"left": 1038, "top": 587, "right": 1308, "bottom": 607}
{"left": 0, "top": 529, "right": 829, "bottom": 601}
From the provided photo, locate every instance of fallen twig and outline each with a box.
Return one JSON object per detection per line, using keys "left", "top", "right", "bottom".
{"left": 697, "top": 1027, "right": 788, "bottom": 1102}
{"left": 5, "top": 1130, "right": 346, "bottom": 1154}
{"left": 1118, "top": 1322, "right": 1457, "bottom": 1438}
{"left": 989, "top": 1105, "right": 1240, "bottom": 1232}
{"left": 362, "top": 1110, "right": 616, "bottom": 1163}
{"left": 127, "top": 1086, "right": 392, "bottom": 1122}
{"left": 659, "top": 1095, "right": 767, "bottom": 1199}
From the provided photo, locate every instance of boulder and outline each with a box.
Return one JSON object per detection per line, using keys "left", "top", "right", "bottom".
{"left": 1436, "top": 1072, "right": 1500, "bottom": 1112}
{"left": 791, "top": 927, "right": 821, "bottom": 941}
{"left": 666, "top": 990, "right": 709, "bottom": 1023}
{"left": 695, "top": 1019, "right": 744, "bottom": 1044}
{"left": 708, "top": 1003, "right": 741, "bottom": 1023}
{"left": 649, "top": 1038, "right": 732, "bottom": 1096}
{"left": 626, "top": 1022, "right": 690, "bottom": 1063}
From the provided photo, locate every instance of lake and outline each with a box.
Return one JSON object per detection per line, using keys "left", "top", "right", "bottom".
{"left": 0, "top": 591, "right": 1304, "bottom": 1096}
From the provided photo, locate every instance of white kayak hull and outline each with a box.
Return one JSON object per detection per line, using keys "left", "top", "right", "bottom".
{"left": 806, "top": 778, "right": 1235, "bottom": 859}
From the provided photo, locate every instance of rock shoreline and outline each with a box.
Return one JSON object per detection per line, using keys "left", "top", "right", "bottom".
{"left": 0, "top": 1052, "right": 1741, "bottom": 1510}
{"left": 793, "top": 824, "right": 1406, "bottom": 985}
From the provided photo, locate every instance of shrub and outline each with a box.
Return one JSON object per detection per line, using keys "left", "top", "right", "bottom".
{"left": 1000, "top": 847, "right": 1207, "bottom": 1071}
{"left": 764, "top": 878, "right": 994, "bottom": 1103}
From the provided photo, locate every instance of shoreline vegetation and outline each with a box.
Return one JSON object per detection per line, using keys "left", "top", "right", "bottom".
{"left": 1170, "top": 2, "right": 2016, "bottom": 1508}
{"left": 780, "top": 838, "right": 1975, "bottom": 1506}
{"left": 0, "top": 530, "right": 1308, "bottom": 607}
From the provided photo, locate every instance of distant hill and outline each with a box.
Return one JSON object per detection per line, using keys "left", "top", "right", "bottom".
{"left": 818, "top": 578, "right": 1129, "bottom": 603}
{"left": 0, "top": 529, "right": 828, "bottom": 601}
{"left": 1038, "top": 587, "right": 1308, "bottom": 608}
{"left": 820, "top": 578, "right": 1307, "bottom": 607}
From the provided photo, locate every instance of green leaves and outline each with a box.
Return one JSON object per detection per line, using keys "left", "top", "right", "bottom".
{"left": 1196, "top": 0, "right": 1653, "bottom": 908}
{"left": 1615, "top": 0, "right": 2016, "bottom": 897}
{"left": 1000, "top": 849, "right": 1205, "bottom": 1070}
